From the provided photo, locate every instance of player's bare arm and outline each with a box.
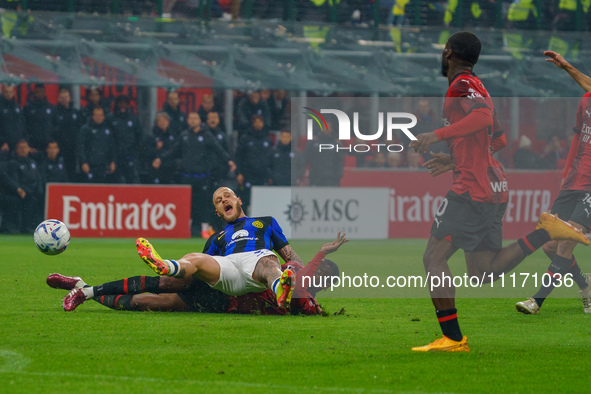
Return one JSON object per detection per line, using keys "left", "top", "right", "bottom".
{"left": 320, "top": 231, "right": 349, "bottom": 255}
{"left": 277, "top": 244, "right": 303, "bottom": 265}
{"left": 423, "top": 152, "right": 455, "bottom": 176}
{"left": 544, "top": 50, "right": 591, "bottom": 92}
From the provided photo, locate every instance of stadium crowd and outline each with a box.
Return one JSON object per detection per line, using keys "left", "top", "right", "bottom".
{"left": 0, "top": 83, "right": 570, "bottom": 235}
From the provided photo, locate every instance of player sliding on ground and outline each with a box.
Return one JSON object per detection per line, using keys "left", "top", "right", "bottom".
{"left": 52, "top": 233, "right": 347, "bottom": 314}
{"left": 515, "top": 51, "right": 591, "bottom": 314}
{"left": 64, "top": 187, "right": 308, "bottom": 311}
{"left": 409, "top": 32, "right": 590, "bottom": 352}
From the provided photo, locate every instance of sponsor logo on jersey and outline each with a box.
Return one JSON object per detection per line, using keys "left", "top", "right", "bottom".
{"left": 217, "top": 230, "right": 225, "bottom": 240}
{"left": 252, "top": 220, "right": 263, "bottom": 228}
{"left": 231, "top": 229, "right": 249, "bottom": 240}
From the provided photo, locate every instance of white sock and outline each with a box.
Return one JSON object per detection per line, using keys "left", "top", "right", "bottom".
{"left": 82, "top": 286, "right": 95, "bottom": 300}
{"left": 272, "top": 278, "right": 280, "bottom": 294}
{"left": 164, "top": 259, "right": 180, "bottom": 277}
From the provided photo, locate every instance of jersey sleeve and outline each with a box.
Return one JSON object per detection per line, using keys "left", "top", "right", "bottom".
{"left": 573, "top": 93, "right": 591, "bottom": 133}
{"left": 270, "top": 217, "right": 289, "bottom": 251}
{"left": 202, "top": 234, "right": 220, "bottom": 255}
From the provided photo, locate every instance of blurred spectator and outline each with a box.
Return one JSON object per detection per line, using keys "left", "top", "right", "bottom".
{"left": 407, "top": 150, "right": 424, "bottom": 170}
{"left": 270, "top": 130, "right": 294, "bottom": 186}
{"left": 368, "top": 151, "right": 388, "bottom": 168}
{"left": 0, "top": 161, "right": 20, "bottom": 233}
{"left": 387, "top": 152, "right": 403, "bottom": 168}
{"left": 0, "top": 84, "right": 24, "bottom": 153}
{"left": 23, "top": 83, "right": 55, "bottom": 152}
{"left": 513, "top": 135, "right": 542, "bottom": 169}
{"left": 205, "top": 111, "right": 230, "bottom": 152}
{"left": 198, "top": 94, "right": 222, "bottom": 128}
{"left": 5, "top": 139, "right": 43, "bottom": 232}
{"left": 109, "top": 95, "right": 142, "bottom": 183}
{"left": 145, "top": 112, "right": 178, "bottom": 184}
{"left": 268, "top": 89, "right": 288, "bottom": 131}
{"left": 236, "top": 91, "right": 271, "bottom": 132}
{"left": 82, "top": 87, "right": 111, "bottom": 122}
{"left": 178, "top": 112, "right": 235, "bottom": 237}
{"left": 236, "top": 114, "right": 274, "bottom": 187}
{"left": 303, "top": 122, "right": 344, "bottom": 186}
{"left": 161, "top": 90, "right": 187, "bottom": 135}
{"left": 54, "top": 88, "right": 83, "bottom": 180}
{"left": 539, "top": 134, "right": 564, "bottom": 170}
{"left": 41, "top": 140, "right": 68, "bottom": 183}
{"left": 77, "top": 107, "right": 117, "bottom": 183}
{"left": 414, "top": 99, "right": 448, "bottom": 161}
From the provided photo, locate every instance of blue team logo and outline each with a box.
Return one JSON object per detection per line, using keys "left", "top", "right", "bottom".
{"left": 285, "top": 196, "right": 307, "bottom": 230}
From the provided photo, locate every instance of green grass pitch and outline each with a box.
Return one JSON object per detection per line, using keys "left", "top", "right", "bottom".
{"left": 1, "top": 235, "right": 590, "bottom": 393}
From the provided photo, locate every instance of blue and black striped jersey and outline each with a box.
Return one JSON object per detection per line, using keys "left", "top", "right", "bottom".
{"left": 202, "top": 216, "right": 289, "bottom": 256}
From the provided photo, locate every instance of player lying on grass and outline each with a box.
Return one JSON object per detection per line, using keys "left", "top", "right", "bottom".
{"left": 50, "top": 233, "right": 348, "bottom": 314}
{"left": 133, "top": 187, "right": 303, "bottom": 307}
{"left": 408, "top": 32, "right": 591, "bottom": 353}
{"left": 514, "top": 51, "right": 591, "bottom": 315}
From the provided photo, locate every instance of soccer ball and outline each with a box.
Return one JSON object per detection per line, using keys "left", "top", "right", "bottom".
{"left": 34, "top": 220, "right": 70, "bottom": 255}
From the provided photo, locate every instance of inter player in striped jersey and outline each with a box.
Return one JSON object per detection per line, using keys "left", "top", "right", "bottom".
{"left": 515, "top": 51, "right": 591, "bottom": 314}
{"left": 53, "top": 232, "right": 347, "bottom": 314}
{"left": 139, "top": 187, "right": 300, "bottom": 308}
{"left": 409, "top": 32, "right": 590, "bottom": 352}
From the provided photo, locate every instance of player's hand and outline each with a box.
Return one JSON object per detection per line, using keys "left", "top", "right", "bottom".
{"left": 409, "top": 132, "right": 439, "bottom": 154}
{"left": 544, "top": 50, "right": 570, "bottom": 69}
{"left": 423, "top": 151, "right": 454, "bottom": 176}
{"left": 320, "top": 231, "right": 349, "bottom": 254}
{"left": 81, "top": 163, "right": 90, "bottom": 174}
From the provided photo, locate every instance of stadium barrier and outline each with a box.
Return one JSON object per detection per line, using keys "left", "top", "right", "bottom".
{"left": 45, "top": 183, "right": 192, "bottom": 238}
{"left": 340, "top": 169, "right": 562, "bottom": 239}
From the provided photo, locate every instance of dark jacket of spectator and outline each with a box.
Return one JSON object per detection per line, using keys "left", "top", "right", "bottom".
{"left": 236, "top": 129, "right": 273, "bottom": 185}
{"left": 268, "top": 90, "right": 288, "bottom": 131}
{"left": 54, "top": 102, "right": 83, "bottom": 177}
{"left": 109, "top": 108, "right": 142, "bottom": 161}
{"left": 177, "top": 128, "right": 230, "bottom": 174}
{"left": 41, "top": 155, "right": 69, "bottom": 183}
{"left": 6, "top": 154, "right": 44, "bottom": 197}
{"left": 76, "top": 119, "right": 117, "bottom": 169}
{"left": 270, "top": 140, "right": 293, "bottom": 186}
{"left": 24, "top": 96, "right": 55, "bottom": 151}
{"left": 161, "top": 101, "right": 187, "bottom": 135}
{"left": 146, "top": 124, "right": 179, "bottom": 170}
{"left": 0, "top": 94, "right": 25, "bottom": 151}
{"left": 304, "top": 131, "right": 344, "bottom": 186}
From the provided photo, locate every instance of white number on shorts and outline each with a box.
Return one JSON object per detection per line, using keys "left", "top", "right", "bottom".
{"left": 436, "top": 198, "right": 449, "bottom": 217}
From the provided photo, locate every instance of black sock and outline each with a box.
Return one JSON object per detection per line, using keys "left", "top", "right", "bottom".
{"left": 518, "top": 229, "right": 552, "bottom": 256}
{"left": 93, "top": 276, "right": 161, "bottom": 296}
{"left": 436, "top": 308, "right": 462, "bottom": 342}
{"left": 93, "top": 294, "right": 138, "bottom": 311}
{"left": 534, "top": 255, "right": 575, "bottom": 307}
{"left": 567, "top": 259, "right": 588, "bottom": 290}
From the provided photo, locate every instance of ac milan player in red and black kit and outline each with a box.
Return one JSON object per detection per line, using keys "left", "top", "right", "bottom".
{"left": 409, "top": 32, "right": 590, "bottom": 352}
{"left": 46, "top": 233, "right": 347, "bottom": 316}
{"left": 515, "top": 51, "right": 591, "bottom": 315}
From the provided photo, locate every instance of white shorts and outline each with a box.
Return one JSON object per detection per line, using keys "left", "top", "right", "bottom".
{"left": 210, "top": 249, "right": 277, "bottom": 296}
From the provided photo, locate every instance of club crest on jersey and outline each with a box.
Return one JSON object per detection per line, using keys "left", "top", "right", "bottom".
{"left": 252, "top": 220, "right": 263, "bottom": 229}
{"left": 231, "top": 229, "right": 249, "bottom": 240}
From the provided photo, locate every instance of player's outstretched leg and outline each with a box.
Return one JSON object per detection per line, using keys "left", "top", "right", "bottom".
{"left": 47, "top": 273, "right": 87, "bottom": 290}
{"left": 536, "top": 212, "right": 590, "bottom": 245}
{"left": 137, "top": 238, "right": 182, "bottom": 276}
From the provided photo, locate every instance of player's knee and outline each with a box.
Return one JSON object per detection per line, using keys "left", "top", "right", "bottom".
{"left": 423, "top": 248, "right": 443, "bottom": 270}
{"left": 180, "top": 252, "right": 207, "bottom": 267}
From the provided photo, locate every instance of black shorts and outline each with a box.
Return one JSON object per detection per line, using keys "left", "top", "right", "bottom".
{"left": 431, "top": 191, "right": 507, "bottom": 253}
{"left": 177, "top": 279, "right": 230, "bottom": 313}
{"left": 550, "top": 190, "right": 591, "bottom": 232}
